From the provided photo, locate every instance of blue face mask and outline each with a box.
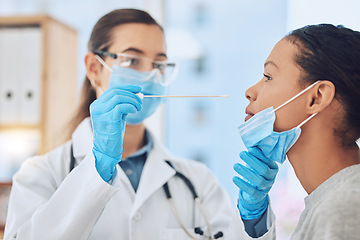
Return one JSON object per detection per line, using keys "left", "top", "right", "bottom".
{"left": 238, "top": 81, "right": 320, "bottom": 163}
{"left": 109, "top": 67, "right": 167, "bottom": 125}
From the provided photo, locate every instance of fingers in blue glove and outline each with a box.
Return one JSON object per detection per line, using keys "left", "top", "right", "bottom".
{"left": 91, "top": 88, "right": 142, "bottom": 112}
{"left": 91, "top": 95, "right": 141, "bottom": 115}
{"left": 247, "top": 147, "right": 279, "bottom": 169}
{"left": 106, "top": 84, "right": 142, "bottom": 95}
{"left": 239, "top": 150, "right": 278, "bottom": 180}
{"left": 232, "top": 175, "right": 267, "bottom": 202}
{"left": 97, "top": 86, "right": 141, "bottom": 103}
{"left": 233, "top": 163, "right": 273, "bottom": 192}
{"left": 233, "top": 147, "right": 278, "bottom": 220}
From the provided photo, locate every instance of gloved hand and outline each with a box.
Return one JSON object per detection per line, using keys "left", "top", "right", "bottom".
{"left": 90, "top": 84, "right": 142, "bottom": 182}
{"left": 233, "top": 146, "right": 279, "bottom": 220}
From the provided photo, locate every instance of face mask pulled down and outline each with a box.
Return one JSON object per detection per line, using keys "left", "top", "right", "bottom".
{"left": 238, "top": 81, "right": 319, "bottom": 164}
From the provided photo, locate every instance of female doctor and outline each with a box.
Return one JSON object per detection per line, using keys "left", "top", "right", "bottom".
{"left": 231, "top": 24, "right": 360, "bottom": 239}
{"left": 4, "top": 9, "right": 232, "bottom": 240}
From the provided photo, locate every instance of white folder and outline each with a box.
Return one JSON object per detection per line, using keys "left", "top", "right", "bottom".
{"left": 0, "top": 28, "right": 21, "bottom": 124}
{"left": 19, "top": 27, "right": 42, "bottom": 125}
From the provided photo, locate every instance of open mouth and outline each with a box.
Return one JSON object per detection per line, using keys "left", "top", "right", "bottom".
{"left": 244, "top": 114, "right": 254, "bottom": 122}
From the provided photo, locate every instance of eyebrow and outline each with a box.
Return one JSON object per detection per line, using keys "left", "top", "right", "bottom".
{"left": 122, "top": 47, "right": 168, "bottom": 58}
{"left": 264, "top": 61, "right": 278, "bottom": 69}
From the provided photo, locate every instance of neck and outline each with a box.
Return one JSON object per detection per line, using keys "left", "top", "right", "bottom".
{"left": 287, "top": 125, "right": 360, "bottom": 195}
{"left": 122, "top": 123, "right": 146, "bottom": 159}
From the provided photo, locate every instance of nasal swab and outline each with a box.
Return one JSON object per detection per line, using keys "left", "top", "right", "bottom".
{"left": 95, "top": 86, "right": 229, "bottom": 99}
{"left": 136, "top": 93, "right": 229, "bottom": 99}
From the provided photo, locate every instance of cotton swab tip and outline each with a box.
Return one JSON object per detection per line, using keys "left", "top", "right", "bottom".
{"left": 136, "top": 92, "right": 144, "bottom": 99}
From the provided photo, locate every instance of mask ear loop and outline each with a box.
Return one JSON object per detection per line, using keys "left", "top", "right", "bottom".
{"left": 272, "top": 80, "right": 321, "bottom": 113}
{"left": 297, "top": 112, "right": 318, "bottom": 128}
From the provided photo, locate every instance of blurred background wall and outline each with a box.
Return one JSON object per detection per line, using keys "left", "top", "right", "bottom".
{"left": 1, "top": 0, "right": 360, "bottom": 238}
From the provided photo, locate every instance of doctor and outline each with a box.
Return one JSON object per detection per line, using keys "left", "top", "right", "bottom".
{"left": 4, "top": 9, "right": 232, "bottom": 240}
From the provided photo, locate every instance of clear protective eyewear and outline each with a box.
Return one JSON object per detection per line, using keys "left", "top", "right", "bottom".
{"left": 93, "top": 50, "right": 178, "bottom": 86}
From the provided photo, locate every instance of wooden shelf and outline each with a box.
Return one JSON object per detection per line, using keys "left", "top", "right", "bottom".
{"left": 0, "top": 182, "right": 12, "bottom": 238}
{"left": 0, "top": 15, "right": 78, "bottom": 232}
{"left": 0, "top": 15, "right": 78, "bottom": 153}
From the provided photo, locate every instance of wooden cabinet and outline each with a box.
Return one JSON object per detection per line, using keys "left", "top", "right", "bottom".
{"left": 0, "top": 15, "right": 77, "bottom": 155}
{"left": 0, "top": 182, "right": 11, "bottom": 238}
{"left": 0, "top": 16, "right": 77, "bottom": 235}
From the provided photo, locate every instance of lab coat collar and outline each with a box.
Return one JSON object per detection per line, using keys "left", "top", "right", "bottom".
{"left": 130, "top": 128, "right": 176, "bottom": 217}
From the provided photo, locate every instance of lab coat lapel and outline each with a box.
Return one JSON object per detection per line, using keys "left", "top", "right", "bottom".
{"left": 72, "top": 118, "right": 93, "bottom": 160}
{"left": 130, "top": 135, "right": 176, "bottom": 217}
{"left": 113, "top": 164, "right": 136, "bottom": 199}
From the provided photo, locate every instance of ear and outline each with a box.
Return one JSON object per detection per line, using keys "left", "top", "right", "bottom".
{"left": 84, "top": 52, "right": 102, "bottom": 88}
{"left": 307, "top": 80, "right": 336, "bottom": 113}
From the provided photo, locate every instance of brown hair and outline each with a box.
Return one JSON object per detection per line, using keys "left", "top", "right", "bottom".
{"left": 65, "top": 9, "right": 162, "bottom": 140}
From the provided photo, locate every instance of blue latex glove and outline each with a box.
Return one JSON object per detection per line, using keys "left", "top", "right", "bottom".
{"left": 233, "top": 146, "right": 279, "bottom": 220}
{"left": 90, "top": 84, "right": 142, "bottom": 182}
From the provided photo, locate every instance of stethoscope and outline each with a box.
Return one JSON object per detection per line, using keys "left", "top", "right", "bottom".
{"left": 163, "top": 161, "right": 224, "bottom": 240}
{"left": 69, "top": 145, "right": 223, "bottom": 240}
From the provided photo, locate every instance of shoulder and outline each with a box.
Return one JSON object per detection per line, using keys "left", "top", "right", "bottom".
{"left": 319, "top": 168, "right": 360, "bottom": 212}
{"left": 314, "top": 165, "right": 360, "bottom": 214}
{"left": 149, "top": 130, "right": 224, "bottom": 191}
{"left": 310, "top": 182, "right": 360, "bottom": 237}
{"left": 149, "top": 132, "right": 212, "bottom": 175}
{"left": 169, "top": 156, "right": 224, "bottom": 194}
{"left": 149, "top": 132, "right": 231, "bottom": 206}
{"left": 318, "top": 184, "right": 360, "bottom": 213}
{"left": 167, "top": 155, "right": 215, "bottom": 179}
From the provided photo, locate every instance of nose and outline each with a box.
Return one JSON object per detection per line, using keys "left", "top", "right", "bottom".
{"left": 141, "top": 62, "right": 154, "bottom": 72}
{"left": 137, "top": 58, "right": 155, "bottom": 72}
{"left": 245, "top": 84, "right": 257, "bottom": 102}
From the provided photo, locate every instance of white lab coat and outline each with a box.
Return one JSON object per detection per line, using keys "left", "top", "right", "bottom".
{"left": 4, "top": 118, "right": 234, "bottom": 240}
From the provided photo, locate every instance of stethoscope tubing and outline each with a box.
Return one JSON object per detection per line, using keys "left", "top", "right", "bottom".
{"left": 163, "top": 161, "right": 215, "bottom": 239}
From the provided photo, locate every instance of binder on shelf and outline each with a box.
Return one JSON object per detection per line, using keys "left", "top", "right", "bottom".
{"left": 0, "top": 15, "right": 77, "bottom": 153}
{"left": 0, "top": 26, "right": 42, "bottom": 125}
{"left": 0, "top": 28, "right": 21, "bottom": 125}
{"left": 19, "top": 27, "right": 42, "bottom": 125}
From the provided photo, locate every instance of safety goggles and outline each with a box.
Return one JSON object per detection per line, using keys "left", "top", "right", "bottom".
{"left": 93, "top": 50, "right": 178, "bottom": 86}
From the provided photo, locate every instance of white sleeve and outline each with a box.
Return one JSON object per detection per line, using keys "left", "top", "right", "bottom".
{"left": 4, "top": 152, "right": 118, "bottom": 240}
{"left": 226, "top": 205, "right": 276, "bottom": 240}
